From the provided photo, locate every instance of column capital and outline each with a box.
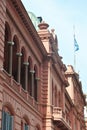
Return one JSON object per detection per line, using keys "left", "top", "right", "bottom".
{"left": 8, "top": 41, "right": 14, "bottom": 45}
{"left": 35, "top": 77, "right": 40, "bottom": 81}
{"left": 23, "top": 62, "right": 29, "bottom": 66}
{"left": 30, "top": 70, "right": 35, "bottom": 74}
{"left": 16, "top": 52, "right": 22, "bottom": 56}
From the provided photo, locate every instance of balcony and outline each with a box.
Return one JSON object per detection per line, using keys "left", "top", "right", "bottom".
{"left": 0, "top": 69, "right": 41, "bottom": 112}
{"left": 53, "top": 107, "right": 71, "bottom": 130}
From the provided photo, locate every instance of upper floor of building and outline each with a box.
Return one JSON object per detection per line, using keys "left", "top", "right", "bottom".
{"left": 0, "top": 0, "right": 86, "bottom": 130}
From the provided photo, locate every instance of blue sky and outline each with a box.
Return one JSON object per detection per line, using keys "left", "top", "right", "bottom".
{"left": 21, "top": 0, "right": 87, "bottom": 94}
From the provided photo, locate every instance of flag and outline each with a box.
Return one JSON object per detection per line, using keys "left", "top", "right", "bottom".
{"left": 74, "top": 36, "right": 79, "bottom": 52}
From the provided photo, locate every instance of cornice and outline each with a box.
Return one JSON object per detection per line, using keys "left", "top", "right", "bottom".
{"left": 10, "top": 0, "right": 47, "bottom": 56}
{"left": 46, "top": 53, "right": 68, "bottom": 87}
{"left": 65, "top": 67, "right": 86, "bottom": 105}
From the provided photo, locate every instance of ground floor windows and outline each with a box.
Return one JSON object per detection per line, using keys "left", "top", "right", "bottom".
{"left": 2, "top": 110, "right": 13, "bottom": 130}
{"left": 24, "top": 124, "right": 29, "bottom": 130}
{"left": 21, "top": 119, "right": 29, "bottom": 130}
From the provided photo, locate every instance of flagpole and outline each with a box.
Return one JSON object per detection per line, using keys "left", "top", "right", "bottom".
{"left": 73, "top": 25, "right": 79, "bottom": 71}
{"left": 74, "top": 51, "right": 76, "bottom": 70}
{"left": 73, "top": 25, "right": 76, "bottom": 70}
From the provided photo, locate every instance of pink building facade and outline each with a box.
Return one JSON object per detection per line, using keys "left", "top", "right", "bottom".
{"left": 0, "top": 0, "right": 86, "bottom": 130}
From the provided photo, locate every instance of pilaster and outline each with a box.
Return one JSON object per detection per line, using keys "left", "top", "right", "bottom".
{"left": 0, "top": 0, "right": 6, "bottom": 69}
{"left": 0, "top": 1, "right": 6, "bottom": 129}
{"left": 38, "top": 21, "right": 51, "bottom": 53}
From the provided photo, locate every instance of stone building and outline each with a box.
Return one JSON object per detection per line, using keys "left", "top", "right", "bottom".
{"left": 84, "top": 95, "right": 87, "bottom": 130}
{"left": 0, "top": 0, "right": 86, "bottom": 130}
{"left": 65, "top": 65, "right": 86, "bottom": 130}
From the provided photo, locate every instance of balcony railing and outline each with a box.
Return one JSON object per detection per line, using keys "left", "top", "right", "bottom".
{"left": 1, "top": 69, "right": 41, "bottom": 112}
{"left": 53, "top": 107, "right": 72, "bottom": 130}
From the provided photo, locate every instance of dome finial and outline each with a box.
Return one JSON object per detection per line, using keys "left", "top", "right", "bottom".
{"left": 38, "top": 21, "right": 49, "bottom": 30}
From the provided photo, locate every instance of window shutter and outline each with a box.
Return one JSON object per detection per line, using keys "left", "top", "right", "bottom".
{"left": 6, "top": 112, "right": 9, "bottom": 130}
{"left": 2, "top": 111, "right": 14, "bottom": 130}
{"left": 7, "top": 113, "right": 10, "bottom": 130}
{"left": 10, "top": 115, "right": 13, "bottom": 130}
{"left": 26, "top": 125, "right": 28, "bottom": 130}
{"left": 2, "top": 111, "right": 6, "bottom": 130}
{"left": 24, "top": 124, "right": 28, "bottom": 130}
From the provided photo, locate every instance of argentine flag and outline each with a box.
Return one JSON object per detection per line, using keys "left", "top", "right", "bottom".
{"left": 74, "top": 36, "right": 79, "bottom": 52}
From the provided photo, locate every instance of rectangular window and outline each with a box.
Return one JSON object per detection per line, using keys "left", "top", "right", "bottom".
{"left": 2, "top": 111, "right": 13, "bottom": 130}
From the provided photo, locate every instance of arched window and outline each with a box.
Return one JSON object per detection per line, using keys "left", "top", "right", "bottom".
{"left": 28, "top": 57, "right": 32, "bottom": 96}
{"left": 21, "top": 117, "right": 29, "bottom": 130}
{"left": 4, "top": 22, "right": 11, "bottom": 73}
{"left": 53, "top": 86, "right": 55, "bottom": 106}
{"left": 58, "top": 91, "right": 61, "bottom": 107}
{"left": 34, "top": 65, "right": 38, "bottom": 101}
{"left": 55, "top": 86, "right": 57, "bottom": 106}
{"left": 52, "top": 80, "right": 54, "bottom": 105}
{"left": 35, "top": 124, "right": 40, "bottom": 130}
{"left": 36, "top": 127, "right": 39, "bottom": 130}
{"left": 21, "top": 48, "right": 25, "bottom": 89}
{"left": 12, "top": 35, "right": 18, "bottom": 81}
{"left": 2, "top": 106, "right": 14, "bottom": 130}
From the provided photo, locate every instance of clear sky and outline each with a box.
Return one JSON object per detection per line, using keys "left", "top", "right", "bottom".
{"left": 21, "top": 0, "right": 87, "bottom": 94}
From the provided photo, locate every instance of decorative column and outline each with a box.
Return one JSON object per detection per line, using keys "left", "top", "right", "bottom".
{"left": 0, "top": 0, "right": 6, "bottom": 69}
{"left": 35, "top": 77, "right": 40, "bottom": 102}
{"left": 30, "top": 70, "right": 35, "bottom": 97}
{"left": 8, "top": 41, "right": 14, "bottom": 75}
{"left": 16, "top": 52, "right": 22, "bottom": 83}
{"left": 23, "top": 62, "right": 29, "bottom": 91}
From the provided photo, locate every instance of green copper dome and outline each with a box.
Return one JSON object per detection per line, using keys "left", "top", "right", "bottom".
{"left": 28, "top": 12, "right": 41, "bottom": 30}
